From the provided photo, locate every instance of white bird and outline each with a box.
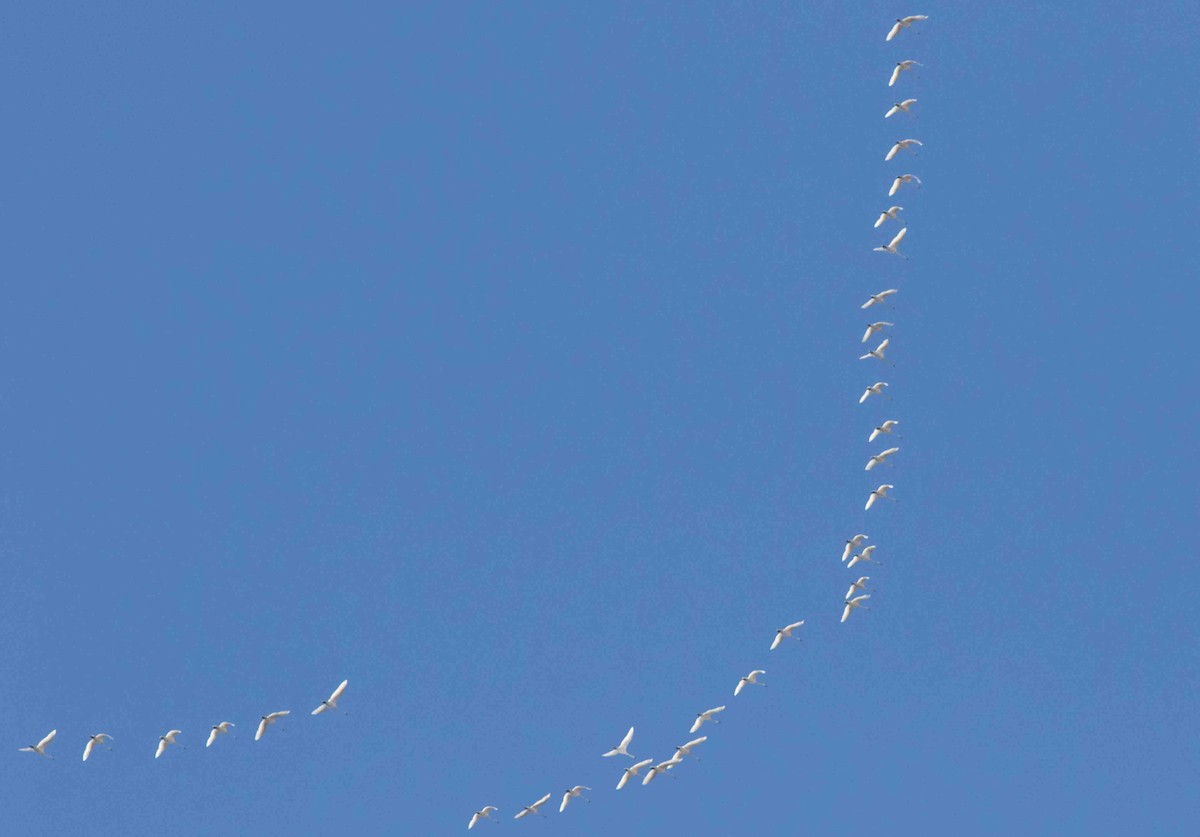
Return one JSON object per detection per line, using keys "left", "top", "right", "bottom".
{"left": 206, "top": 722, "right": 235, "bottom": 748}
{"left": 884, "top": 98, "right": 918, "bottom": 119}
{"left": 468, "top": 806, "right": 499, "bottom": 829}
{"left": 862, "top": 321, "right": 894, "bottom": 343}
{"left": 82, "top": 733, "right": 113, "bottom": 762}
{"left": 886, "top": 15, "right": 928, "bottom": 41}
{"left": 643, "top": 755, "right": 685, "bottom": 785}
{"left": 865, "top": 446, "right": 901, "bottom": 470}
{"left": 846, "top": 576, "right": 870, "bottom": 599}
{"left": 888, "top": 60, "right": 922, "bottom": 87}
{"left": 886, "top": 139, "right": 923, "bottom": 161}
{"left": 514, "top": 793, "right": 552, "bottom": 819}
{"left": 155, "top": 729, "right": 183, "bottom": 759}
{"left": 869, "top": 420, "right": 900, "bottom": 443}
{"left": 19, "top": 729, "right": 57, "bottom": 759}
{"left": 616, "top": 759, "right": 654, "bottom": 790}
{"left": 861, "top": 289, "right": 898, "bottom": 310}
{"left": 859, "top": 382, "right": 890, "bottom": 404}
{"left": 690, "top": 706, "right": 726, "bottom": 734}
{"left": 560, "top": 786, "right": 591, "bottom": 813}
{"left": 255, "top": 711, "right": 290, "bottom": 741}
{"left": 770, "top": 620, "right": 805, "bottom": 650}
{"left": 859, "top": 338, "right": 891, "bottom": 363}
{"left": 874, "top": 206, "right": 903, "bottom": 228}
{"left": 873, "top": 227, "right": 908, "bottom": 259}
{"left": 847, "top": 545, "right": 881, "bottom": 569}
{"left": 842, "top": 595, "right": 871, "bottom": 623}
{"left": 312, "top": 679, "right": 348, "bottom": 715}
{"left": 889, "top": 173, "right": 922, "bottom": 196}
{"left": 674, "top": 736, "right": 707, "bottom": 760}
{"left": 602, "top": 726, "right": 635, "bottom": 759}
{"left": 865, "top": 484, "right": 895, "bottom": 510}
{"left": 842, "top": 534, "right": 868, "bottom": 561}
{"left": 734, "top": 670, "right": 766, "bottom": 696}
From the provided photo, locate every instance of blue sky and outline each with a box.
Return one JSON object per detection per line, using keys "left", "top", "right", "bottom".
{"left": 3, "top": 2, "right": 1198, "bottom": 834}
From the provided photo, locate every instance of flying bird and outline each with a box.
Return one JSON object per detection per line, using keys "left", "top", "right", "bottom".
{"left": 312, "top": 679, "right": 349, "bottom": 715}
{"left": 865, "top": 484, "right": 895, "bottom": 510}
{"left": 842, "top": 534, "right": 869, "bottom": 562}
{"left": 734, "top": 670, "right": 767, "bottom": 696}
{"left": 869, "top": 420, "right": 900, "bottom": 442}
{"left": 888, "top": 60, "right": 922, "bottom": 87}
{"left": 886, "top": 139, "right": 923, "bottom": 161}
{"left": 675, "top": 736, "right": 708, "bottom": 760}
{"left": 468, "top": 806, "right": 499, "bottom": 829}
{"left": 602, "top": 726, "right": 636, "bottom": 759}
{"left": 847, "top": 545, "right": 881, "bottom": 569}
{"left": 514, "top": 793, "right": 552, "bottom": 819}
{"left": 690, "top": 706, "right": 726, "bottom": 734}
{"left": 886, "top": 15, "right": 929, "bottom": 41}
{"left": 889, "top": 174, "right": 922, "bottom": 196}
{"left": 616, "top": 759, "right": 655, "bottom": 790}
{"left": 874, "top": 206, "right": 904, "bottom": 228}
{"left": 82, "top": 733, "right": 113, "bottom": 762}
{"left": 643, "top": 755, "right": 685, "bottom": 785}
{"left": 207, "top": 722, "right": 235, "bottom": 748}
{"left": 771, "top": 620, "right": 805, "bottom": 650}
{"left": 155, "top": 729, "right": 183, "bottom": 759}
{"left": 873, "top": 227, "right": 908, "bottom": 259}
{"left": 885, "top": 98, "right": 918, "bottom": 119}
{"left": 861, "top": 289, "right": 898, "bottom": 310}
{"left": 859, "top": 382, "right": 890, "bottom": 404}
{"left": 255, "top": 711, "right": 290, "bottom": 741}
{"left": 842, "top": 595, "right": 871, "bottom": 623}
{"left": 846, "top": 576, "right": 870, "bottom": 599}
{"left": 19, "top": 729, "right": 56, "bottom": 759}
{"left": 560, "top": 786, "right": 591, "bottom": 813}
{"left": 865, "top": 447, "right": 901, "bottom": 470}
{"left": 862, "top": 321, "right": 894, "bottom": 343}
{"left": 859, "top": 338, "right": 891, "bottom": 363}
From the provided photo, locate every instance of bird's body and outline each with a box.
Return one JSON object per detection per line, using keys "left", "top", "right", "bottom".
{"left": 861, "top": 289, "right": 898, "bottom": 310}
{"left": 842, "top": 534, "right": 869, "bottom": 562}
{"left": 312, "top": 679, "right": 348, "bottom": 715}
{"left": 560, "top": 786, "right": 591, "bottom": 813}
{"left": 20, "top": 729, "right": 57, "bottom": 759}
{"left": 602, "top": 726, "right": 635, "bottom": 759}
{"left": 734, "top": 670, "right": 767, "bottom": 696}
{"left": 255, "top": 711, "right": 290, "bottom": 741}
{"left": 865, "top": 447, "right": 901, "bottom": 470}
{"left": 675, "top": 736, "right": 707, "bottom": 760}
{"left": 859, "top": 382, "right": 890, "bottom": 404}
{"left": 82, "top": 733, "right": 113, "bottom": 762}
{"left": 874, "top": 206, "right": 904, "bottom": 228}
{"left": 842, "top": 595, "right": 872, "bottom": 623}
{"left": 886, "top": 15, "right": 929, "bottom": 41}
{"left": 771, "top": 620, "right": 805, "bottom": 650}
{"left": 206, "top": 722, "right": 235, "bottom": 748}
{"left": 690, "top": 706, "right": 726, "bottom": 734}
{"left": 865, "top": 484, "right": 895, "bottom": 510}
{"left": 874, "top": 227, "right": 908, "bottom": 259}
{"left": 514, "top": 793, "right": 552, "bottom": 819}
{"left": 869, "top": 420, "right": 900, "bottom": 443}
{"left": 886, "top": 139, "right": 923, "bottom": 161}
{"left": 155, "top": 729, "right": 182, "bottom": 759}
{"left": 862, "top": 321, "right": 894, "bottom": 343}
{"left": 616, "top": 759, "right": 654, "bottom": 790}
{"left": 847, "top": 545, "right": 881, "bottom": 569}
{"left": 846, "top": 577, "right": 870, "bottom": 599}
{"left": 889, "top": 173, "right": 922, "bottom": 196}
{"left": 885, "top": 98, "right": 918, "bottom": 119}
{"left": 888, "top": 60, "right": 922, "bottom": 86}
{"left": 468, "top": 806, "right": 499, "bottom": 829}
{"left": 860, "top": 338, "right": 891, "bottom": 363}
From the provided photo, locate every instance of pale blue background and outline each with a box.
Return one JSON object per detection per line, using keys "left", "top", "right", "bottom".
{"left": 3, "top": 2, "right": 1197, "bottom": 834}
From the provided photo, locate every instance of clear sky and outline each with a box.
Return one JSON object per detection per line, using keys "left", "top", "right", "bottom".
{"left": 3, "top": 2, "right": 1198, "bottom": 834}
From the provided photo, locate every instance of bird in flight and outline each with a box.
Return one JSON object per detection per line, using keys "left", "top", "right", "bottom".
{"left": 859, "top": 382, "right": 890, "bottom": 404}
{"left": 888, "top": 60, "right": 922, "bottom": 87}
{"left": 869, "top": 420, "right": 901, "bottom": 443}
{"left": 82, "top": 733, "right": 113, "bottom": 762}
{"left": 862, "top": 321, "right": 894, "bottom": 343}
{"left": 690, "top": 706, "right": 726, "bottom": 734}
{"left": 770, "top": 620, "right": 805, "bottom": 650}
{"left": 207, "top": 722, "right": 235, "bottom": 748}
{"left": 842, "top": 595, "right": 872, "bottom": 623}
{"left": 675, "top": 736, "right": 707, "bottom": 760}
{"left": 865, "top": 484, "right": 896, "bottom": 510}
{"left": 20, "top": 729, "right": 57, "bottom": 759}
{"left": 842, "top": 534, "right": 869, "bottom": 562}
{"left": 468, "top": 806, "right": 499, "bottom": 829}
{"left": 846, "top": 577, "right": 870, "bottom": 599}
{"left": 616, "top": 759, "right": 655, "bottom": 790}
{"left": 847, "top": 545, "right": 882, "bottom": 569}
{"left": 886, "top": 15, "right": 929, "bottom": 41}
{"left": 889, "top": 173, "right": 922, "bottom": 196}
{"left": 861, "top": 289, "right": 898, "bottom": 310}
{"left": 734, "top": 670, "right": 767, "bottom": 696}
{"left": 865, "top": 447, "right": 901, "bottom": 471}
{"left": 255, "top": 711, "right": 290, "bottom": 741}
{"left": 886, "top": 139, "right": 923, "bottom": 161}
{"left": 885, "top": 98, "right": 918, "bottom": 119}
{"left": 874, "top": 227, "right": 908, "bottom": 259}
{"left": 155, "top": 729, "right": 183, "bottom": 759}
{"left": 514, "top": 793, "right": 552, "bottom": 819}
{"left": 602, "top": 726, "right": 636, "bottom": 759}
{"left": 312, "top": 679, "right": 349, "bottom": 715}
{"left": 874, "top": 206, "right": 904, "bottom": 228}
{"left": 643, "top": 755, "right": 685, "bottom": 785}
{"left": 860, "top": 338, "right": 891, "bottom": 363}
{"left": 560, "top": 786, "right": 591, "bottom": 813}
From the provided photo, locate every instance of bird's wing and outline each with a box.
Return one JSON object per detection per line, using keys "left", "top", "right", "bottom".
{"left": 560, "top": 792, "right": 571, "bottom": 813}
{"left": 514, "top": 808, "right": 530, "bottom": 819}
{"left": 207, "top": 728, "right": 218, "bottom": 747}
{"left": 889, "top": 65, "right": 902, "bottom": 86}
{"left": 859, "top": 389, "right": 870, "bottom": 403}
{"left": 885, "top": 105, "right": 899, "bottom": 118}
{"left": 312, "top": 703, "right": 328, "bottom": 716}
{"left": 39, "top": 730, "right": 56, "bottom": 749}
{"left": 642, "top": 768, "right": 658, "bottom": 786}
{"left": 616, "top": 771, "right": 630, "bottom": 790}
{"left": 846, "top": 585, "right": 858, "bottom": 600}
{"left": 904, "top": 99, "right": 918, "bottom": 107}
{"left": 862, "top": 325, "right": 875, "bottom": 343}
{"left": 689, "top": 717, "right": 703, "bottom": 734}
{"left": 155, "top": 739, "right": 167, "bottom": 758}
{"left": 469, "top": 813, "right": 481, "bottom": 829}
{"left": 329, "top": 680, "right": 348, "bottom": 703}
{"left": 874, "top": 213, "right": 887, "bottom": 228}
{"left": 535, "top": 793, "right": 551, "bottom": 808}
{"left": 886, "top": 145, "right": 899, "bottom": 161}
{"left": 83, "top": 739, "right": 95, "bottom": 762}
{"left": 883, "top": 446, "right": 900, "bottom": 456}
{"left": 905, "top": 15, "right": 928, "bottom": 23}
{"left": 889, "top": 178, "right": 901, "bottom": 196}
{"left": 878, "top": 339, "right": 890, "bottom": 353}
{"left": 886, "top": 22, "right": 902, "bottom": 40}
{"left": 270, "top": 711, "right": 290, "bottom": 721}
{"left": 601, "top": 747, "right": 620, "bottom": 757}
{"left": 620, "top": 726, "right": 635, "bottom": 749}
{"left": 866, "top": 458, "right": 877, "bottom": 471}
{"left": 841, "top": 604, "right": 852, "bottom": 622}
{"left": 734, "top": 680, "right": 746, "bottom": 696}
{"left": 869, "top": 428, "right": 881, "bottom": 442}
{"left": 787, "top": 620, "right": 805, "bottom": 631}
{"left": 890, "top": 228, "right": 907, "bottom": 248}
{"left": 873, "top": 246, "right": 889, "bottom": 253}
{"left": 865, "top": 493, "right": 877, "bottom": 510}
{"left": 255, "top": 719, "right": 268, "bottom": 741}
{"left": 770, "top": 632, "right": 782, "bottom": 650}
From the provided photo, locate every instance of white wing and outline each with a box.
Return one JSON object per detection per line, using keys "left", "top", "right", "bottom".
{"left": 155, "top": 739, "right": 167, "bottom": 759}
{"left": 865, "top": 492, "right": 878, "bottom": 510}
{"left": 328, "top": 679, "right": 348, "bottom": 704}
{"left": 770, "top": 631, "right": 782, "bottom": 650}
{"left": 689, "top": 717, "right": 703, "bottom": 734}
{"left": 207, "top": 728, "right": 219, "bottom": 747}
{"left": 268, "top": 711, "right": 290, "bottom": 721}
{"left": 841, "top": 603, "right": 853, "bottom": 622}
{"left": 869, "top": 427, "right": 881, "bottom": 442}
{"left": 642, "top": 767, "right": 659, "bottom": 786}
{"left": 786, "top": 620, "right": 804, "bottom": 632}
{"left": 255, "top": 719, "right": 268, "bottom": 741}
{"left": 889, "top": 65, "right": 902, "bottom": 86}
{"left": 734, "top": 679, "right": 746, "bottom": 696}
{"left": 82, "top": 738, "right": 95, "bottom": 762}
{"left": 889, "top": 228, "right": 907, "bottom": 249}
{"left": 469, "top": 813, "right": 481, "bottom": 829}
{"left": 902, "top": 98, "right": 918, "bottom": 108}
{"left": 560, "top": 792, "right": 571, "bottom": 813}
{"left": 616, "top": 771, "right": 632, "bottom": 790}
{"left": 38, "top": 730, "right": 57, "bottom": 750}
{"left": 619, "top": 726, "right": 634, "bottom": 750}
{"left": 889, "top": 177, "right": 902, "bottom": 196}
{"left": 514, "top": 808, "right": 530, "bottom": 820}
{"left": 874, "top": 212, "right": 886, "bottom": 228}
{"left": 903, "top": 15, "right": 928, "bottom": 24}
{"left": 885, "top": 104, "right": 899, "bottom": 118}
{"left": 534, "top": 793, "right": 551, "bottom": 809}
{"left": 886, "top": 21, "right": 902, "bottom": 41}
{"left": 886, "top": 144, "right": 900, "bottom": 162}
{"left": 312, "top": 703, "right": 329, "bottom": 716}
